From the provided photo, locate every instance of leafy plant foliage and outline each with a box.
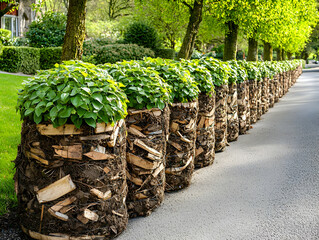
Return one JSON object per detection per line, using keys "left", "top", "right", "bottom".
{"left": 17, "top": 61, "right": 128, "bottom": 128}
{"left": 198, "top": 57, "right": 230, "bottom": 86}
{"left": 101, "top": 61, "right": 170, "bottom": 110}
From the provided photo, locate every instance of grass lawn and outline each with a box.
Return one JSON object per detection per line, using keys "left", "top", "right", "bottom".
{"left": 0, "top": 73, "right": 29, "bottom": 215}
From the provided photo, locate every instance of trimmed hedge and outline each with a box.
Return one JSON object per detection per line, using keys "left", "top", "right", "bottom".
{"left": 40, "top": 47, "right": 62, "bottom": 70}
{"left": 94, "top": 44, "right": 155, "bottom": 64}
{"left": 0, "top": 47, "right": 40, "bottom": 74}
{"left": 155, "top": 48, "right": 175, "bottom": 59}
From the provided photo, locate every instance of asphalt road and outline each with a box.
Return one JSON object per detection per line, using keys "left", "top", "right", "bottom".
{"left": 118, "top": 70, "right": 319, "bottom": 240}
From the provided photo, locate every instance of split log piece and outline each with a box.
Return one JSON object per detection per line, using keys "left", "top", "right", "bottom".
{"left": 128, "top": 127, "right": 147, "bottom": 138}
{"left": 166, "top": 156, "right": 193, "bottom": 174}
{"left": 170, "top": 122, "right": 179, "bottom": 132}
{"left": 30, "top": 148, "right": 46, "bottom": 158}
{"left": 84, "top": 152, "right": 115, "bottom": 161}
{"left": 90, "top": 189, "right": 112, "bottom": 200}
{"left": 83, "top": 209, "right": 99, "bottom": 222}
{"left": 133, "top": 139, "right": 161, "bottom": 157}
{"left": 50, "top": 196, "right": 77, "bottom": 212}
{"left": 94, "top": 122, "right": 114, "bottom": 134}
{"left": 127, "top": 153, "right": 159, "bottom": 170}
{"left": 176, "top": 131, "right": 192, "bottom": 143}
{"left": 126, "top": 171, "right": 143, "bottom": 186}
{"left": 79, "top": 134, "right": 110, "bottom": 141}
{"left": 168, "top": 141, "right": 182, "bottom": 151}
{"left": 53, "top": 145, "right": 82, "bottom": 160}
{"left": 36, "top": 175, "right": 76, "bottom": 203}
{"left": 25, "top": 151, "right": 49, "bottom": 165}
{"left": 37, "top": 124, "right": 83, "bottom": 136}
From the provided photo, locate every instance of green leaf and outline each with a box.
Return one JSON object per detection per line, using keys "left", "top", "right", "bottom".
{"left": 71, "top": 115, "right": 82, "bottom": 129}
{"left": 57, "top": 117, "right": 68, "bottom": 126}
{"left": 61, "top": 93, "right": 69, "bottom": 102}
{"left": 71, "top": 95, "right": 82, "bottom": 108}
{"left": 59, "top": 108, "right": 73, "bottom": 118}
{"left": 84, "top": 112, "right": 97, "bottom": 120}
{"left": 24, "top": 108, "right": 34, "bottom": 116}
{"left": 136, "top": 96, "right": 143, "bottom": 104}
{"left": 92, "top": 93, "right": 103, "bottom": 103}
{"left": 84, "top": 118, "right": 96, "bottom": 128}
{"left": 34, "top": 114, "right": 42, "bottom": 124}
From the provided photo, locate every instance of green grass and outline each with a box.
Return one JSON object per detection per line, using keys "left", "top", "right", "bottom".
{"left": 0, "top": 73, "right": 28, "bottom": 215}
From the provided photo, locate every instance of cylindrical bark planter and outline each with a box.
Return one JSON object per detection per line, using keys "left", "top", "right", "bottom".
{"left": 165, "top": 101, "right": 198, "bottom": 192}
{"left": 125, "top": 107, "right": 169, "bottom": 217}
{"left": 245, "top": 81, "right": 251, "bottom": 131}
{"left": 284, "top": 72, "right": 289, "bottom": 94}
{"left": 268, "top": 77, "right": 275, "bottom": 108}
{"left": 288, "top": 71, "right": 292, "bottom": 88}
{"left": 257, "top": 80, "right": 262, "bottom": 120}
{"left": 16, "top": 120, "right": 128, "bottom": 239}
{"left": 261, "top": 77, "right": 270, "bottom": 114}
{"left": 227, "top": 83, "right": 239, "bottom": 142}
{"left": 274, "top": 74, "right": 280, "bottom": 103}
{"left": 215, "top": 85, "right": 228, "bottom": 152}
{"left": 194, "top": 93, "right": 215, "bottom": 168}
{"left": 249, "top": 79, "right": 258, "bottom": 124}
{"left": 279, "top": 73, "right": 284, "bottom": 98}
{"left": 237, "top": 81, "right": 249, "bottom": 135}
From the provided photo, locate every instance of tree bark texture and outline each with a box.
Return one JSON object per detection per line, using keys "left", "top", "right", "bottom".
{"left": 166, "top": 101, "right": 198, "bottom": 192}
{"left": 62, "top": 0, "right": 87, "bottom": 61}
{"left": 237, "top": 81, "right": 250, "bottom": 135}
{"left": 257, "top": 80, "right": 262, "bottom": 120}
{"left": 214, "top": 85, "right": 228, "bottom": 152}
{"left": 263, "top": 42, "right": 273, "bottom": 61}
{"left": 177, "top": 0, "right": 203, "bottom": 60}
{"left": 282, "top": 49, "right": 286, "bottom": 60}
{"left": 195, "top": 93, "right": 215, "bottom": 168}
{"left": 287, "top": 52, "right": 293, "bottom": 60}
{"left": 223, "top": 21, "right": 238, "bottom": 61}
{"left": 247, "top": 38, "right": 258, "bottom": 61}
{"left": 227, "top": 83, "right": 239, "bottom": 142}
{"left": 261, "top": 78, "right": 269, "bottom": 114}
{"left": 276, "top": 49, "right": 283, "bottom": 61}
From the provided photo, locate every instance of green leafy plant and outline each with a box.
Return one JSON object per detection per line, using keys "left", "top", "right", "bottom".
{"left": 40, "top": 47, "right": 62, "bottom": 70}
{"left": 0, "top": 29, "right": 12, "bottom": 46}
{"left": 180, "top": 59, "right": 214, "bottom": 95}
{"left": 228, "top": 60, "right": 248, "bottom": 83}
{"left": 238, "top": 60, "right": 262, "bottom": 81}
{"left": 198, "top": 57, "right": 229, "bottom": 86}
{"left": 123, "top": 22, "right": 161, "bottom": 50}
{"left": 101, "top": 61, "right": 170, "bottom": 110}
{"left": 93, "top": 44, "right": 155, "bottom": 64}
{"left": 139, "top": 58, "right": 200, "bottom": 103}
{"left": 26, "top": 11, "right": 67, "bottom": 48}
{"left": 257, "top": 62, "right": 271, "bottom": 79}
{"left": 17, "top": 61, "right": 128, "bottom": 128}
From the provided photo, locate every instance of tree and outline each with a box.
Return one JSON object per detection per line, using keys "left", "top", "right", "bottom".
{"left": 61, "top": 0, "right": 87, "bottom": 60}
{"left": 0, "top": 0, "right": 19, "bottom": 18}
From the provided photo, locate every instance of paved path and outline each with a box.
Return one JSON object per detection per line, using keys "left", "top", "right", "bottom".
{"left": 118, "top": 70, "right": 319, "bottom": 240}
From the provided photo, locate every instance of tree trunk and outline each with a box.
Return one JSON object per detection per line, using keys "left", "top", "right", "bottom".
{"left": 287, "top": 52, "right": 293, "bottom": 60}
{"left": 276, "top": 48, "right": 282, "bottom": 61}
{"left": 247, "top": 38, "right": 258, "bottom": 61}
{"left": 223, "top": 21, "right": 238, "bottom": 61}
{"left": 177, "top": 0, "right": 204, "bottom": 60}
{"left": 282, "top": 49, "right": 286, "bottom": 60}
{"left": 61, "top": 0, "right": 87, "bottom": 61}
{"left": 263, "top": 42, "right": 273, "bottom": 61}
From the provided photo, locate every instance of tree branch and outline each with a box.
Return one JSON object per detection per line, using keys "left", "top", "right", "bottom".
{"left": 0, "top": 2, "right": 19, "bottom": 18}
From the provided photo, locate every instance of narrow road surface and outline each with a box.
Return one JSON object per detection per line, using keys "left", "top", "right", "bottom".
{"left": 118, "top": 70, "right": 319, "bottom": 240}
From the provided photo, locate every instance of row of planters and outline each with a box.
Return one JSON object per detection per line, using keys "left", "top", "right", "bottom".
{"left": 15, "top": 58, "right": 303, "bottom": 239}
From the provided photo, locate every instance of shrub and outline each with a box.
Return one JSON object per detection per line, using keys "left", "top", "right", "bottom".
{"left": 17, "top": 61, "right": 128, "bottom": 128}
{"left": 40, "top": 47, "right": 62, "bottom": 70}
{"left": 26, "top": 11, "right": 67, "bottom": 48}
{"left": 0, "top": 47, "right": 40, "bottom": 74}
{"left": 238, "top": 60, "right": 262, "bottom": 80}
{"left": 228, "top": 60, "right": 248, "bottom": 83}
{"left": 180, "top": 59, "right": 214, "bottom": 95}
{"left": 102, "top": 61, "right": 170, "bottom": 110}
{"left": 139, "top": 58, "right": 200, "bottom": 103}
{"left": 94, "top": 44, "right": 155, "bottom": 64}
{"left": 199, "top": 57, "right": 230, "bottom": 86}
{"left": 13, "top": 37, "right": 30, "bottom": 47}
{"left": 123, "top": 22, "right": 161, "bottom": 50}
{"left": 83, "top": 38, "right": 114, "bottom": 57}
{"left": 0, "top": 29, "right": 12, "bottom": 46}
{"left": 155, "top": 48, "right": 176, "bottom": 59}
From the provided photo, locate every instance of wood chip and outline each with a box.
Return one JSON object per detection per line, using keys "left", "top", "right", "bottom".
{"left": 108, "top": 119, "right": 123, "bottom": 147}
{"left": 31, "top": 142, "right": 40, "bottom": 147}
{"left": 127, "top": 153, "right": 159, "bottom": 170}
{"left": 128, "top": 127, "right": 147, "bottom": 138}
{"left": 130, "top": 124, "right": 143, "bottom": 131}
{"left": 95, "top": 122, "right": 114, "bottom": 133}
{"left": 59, "top": 205, "right": 75, "bottom": 214}
{"left": 30, "top": 147, "right": 46, "bottom": 158}
{"left": 195, "top": 147, "right": 204, "bottom": 157}
{"left": 197, "top": 116, "right": 205, "bottom": 129}
{"left": 166, "top": 156, "right": 193, "bottom": 174}
{"left": 79, "top": 134, "right": 110, "bottom": 141}
{"left": 90, "top": 189, "right": 112, "bottom": 200}
{"left": 128, "top": 108, "right": 160, "bottom": 115}
{"left": 37, "top": 124, "right": 83, "bottom": 135}
{"left": 135, "top": 193, "right": 148, "bottom": 199}
{"left": 126, "top": 171, "right": 143, "bottom": 185}
{"left": 25, "top": 151, "right": 49, "bottom": 165}
{"left": 133, "top": 139, "right": 162, "bottom": 157}
{"left": 50, "top": 196, "right": 77, "bottom": 212}
{"left": 168, "top": 141, "right": 182, "bottom": 151}
{"left": 83, "top": 209, "right": 99, "bottom": 222}
{"left": 170, "top": 122, "right": 179, "bottom": 132}
{"left": 147, "top": 153, "right": 161, "bottom": 161}
{"left": 84, "top": 152, "right": 115, "bottom": 161}
{"left": 152, "top": 163, "right": 164, "bottom": 178}
{"left": 152, "top": 110, "right": 162, "bottom": 117}
{"left": 77, "top": 214, "right": 89, "bottom": 224}
{"left": 185, "top": 118, "right": 196, "bottom": 129}
{"left": 112, "top": 210, "right": 124, "bottom": 218}
{"left": 48, "top": 209, "right": 69, "bottom": 221}
{"left": 53, "top": 145, "right": 82, "bottom": 160}
{"left": 36, "top": 175, "right": 76, "bottom": 203}
{"left": 176, "top": 131, "right": 192, "bottom": 143}
{"left": 103, "top": 167, "right": 111, "bottom": 174}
